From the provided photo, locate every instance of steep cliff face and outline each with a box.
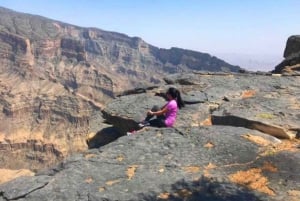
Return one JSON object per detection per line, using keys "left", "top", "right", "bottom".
{"left": 0, "top": 6, "right": 241, "bottom": 170}
{"left": 0, "top": 7, "right": 241, "bottom": 90}
{"left": 273, "top": 35, "right": 300, "bottom": 74}
{"left": 0, "top": 75, "right": 103, "bottom": 170}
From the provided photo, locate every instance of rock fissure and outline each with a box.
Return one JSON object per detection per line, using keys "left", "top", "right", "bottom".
{"left": 211, "top": 115, "right": 295, "bottom": 139}
{"left": 0, "top": 192, "right": 9, "bottom": 201}
{"left": 2, "top": 181, "right": 49, "bottom": 201}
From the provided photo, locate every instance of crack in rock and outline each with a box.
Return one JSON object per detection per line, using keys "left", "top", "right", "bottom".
{"left": 211, "top": 115, "right": 294, "bottom": 139}
{"left": 0, "top": 176, "right": 51, "bottom": 200}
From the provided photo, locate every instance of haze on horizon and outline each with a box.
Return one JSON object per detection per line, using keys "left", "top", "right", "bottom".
{"left": 0, "top": 0, "right": 299, "bottom": 71}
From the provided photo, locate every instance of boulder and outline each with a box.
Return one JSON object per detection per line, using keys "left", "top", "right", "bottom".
{"left": 273, "top": 35, "right": 300, "bottom": 74}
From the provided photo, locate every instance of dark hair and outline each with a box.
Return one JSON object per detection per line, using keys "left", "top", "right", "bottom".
{"left": 167, "top": 87, "right": 185, "bottom": 109}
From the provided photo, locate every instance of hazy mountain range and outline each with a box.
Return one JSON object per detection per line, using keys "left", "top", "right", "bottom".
{"left": 214, "top": 53, "right": 283, "bottom": 72}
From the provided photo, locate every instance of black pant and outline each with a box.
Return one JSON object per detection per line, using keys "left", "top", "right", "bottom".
{"left": 145, "top": 105, "right": 166, "bottom": 128}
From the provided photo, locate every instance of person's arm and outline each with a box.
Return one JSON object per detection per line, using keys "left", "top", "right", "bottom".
{"left": 148, "top": 106, "right": 168, "bottom": 116}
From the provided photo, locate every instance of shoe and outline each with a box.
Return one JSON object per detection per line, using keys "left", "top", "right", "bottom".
{"left": 127, "top": 130, "right": 137, "bottom": 136}
{"left": 138, "top": 121, "right": 150, "bottom": 128}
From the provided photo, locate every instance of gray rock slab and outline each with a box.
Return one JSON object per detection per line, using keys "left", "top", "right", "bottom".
{"left": 0, "top": 176, "right": 51, "bottom": 200}
{"left": 162, "top": 73, "right": 300, "bottom": 139}
{"left": 181, "top": 90, "right": 208, "bottom": 104}
{"left": 102, "top": 93, "right": 166, "bottom": 133}
{"left": 103, "top": 74, "right": 300, "bottom": 139}
{"left": 212, "top": 92, "right": 299, "bottom": 138}
{"left": 1, "top": 126, "right": 295, "bottom": 201}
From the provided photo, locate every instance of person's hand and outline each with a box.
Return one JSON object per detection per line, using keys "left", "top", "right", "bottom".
{"left": 147, "top": 110, "right": 153, "bottom": 115}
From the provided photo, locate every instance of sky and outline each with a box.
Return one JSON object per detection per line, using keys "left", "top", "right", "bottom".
{"left": 0, "top": 0, "right": 299, "bottom": 71}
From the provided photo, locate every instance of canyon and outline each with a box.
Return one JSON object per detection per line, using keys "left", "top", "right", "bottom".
{"left": 0, "top": 6, "right": 299, "bottom": 201}
{"left": 0, "top": 6, "right": 241, "bottom": 171}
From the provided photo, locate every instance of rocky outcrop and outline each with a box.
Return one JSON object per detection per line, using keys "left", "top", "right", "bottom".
{"left": 103, "top": 73, "right": 299, "bottom": 139}
{"left": 0, "top": 72, "right": 300, "bottom": 200}
{"left": 273, "top": 35, "right": 300, "bottom": 75}
{"left": 284, "top": 35, "right": 300, "bottom": 58}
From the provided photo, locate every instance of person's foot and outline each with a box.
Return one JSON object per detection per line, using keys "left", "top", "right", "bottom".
{"left": 127, "top": 130, "right": 137, "bottom": 136}
{"left": 138, "top": 121, "right": 150, "bottom": 128}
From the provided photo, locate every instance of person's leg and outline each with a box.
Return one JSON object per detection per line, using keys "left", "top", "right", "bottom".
{"left": 144, "top": 105, "right": 160, "bottom": 122}
{"left": 149, "top": 117, "right": 166, "bottom": 128}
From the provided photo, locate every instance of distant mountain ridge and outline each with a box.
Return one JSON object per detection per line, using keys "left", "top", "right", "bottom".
{"left": 214, "top": 52, "right": 282, "bottom": 72}
{"left": 0, "top": 6, "right": 241, "bottom": 91}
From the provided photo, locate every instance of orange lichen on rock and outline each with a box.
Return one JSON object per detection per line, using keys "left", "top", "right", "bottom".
{"left": 274, "top": 139, "right": 300, "bottom": 152}
{"left": 229, "top": 168, "right": 275, "bottom": 196}
{"left": 85, "top": 177, "right": 94, "bottom": 184}
{"left": 99, "top": 187, "right": 106, "bottom": 192}
{"left": 105, "top": 179, "right": 121, "bottom": 186}
{"left": 262, "top": 139, "right": 300, "bottom": 156}
{"left": 127, "top": 165, "right": 138, "bottom": 180}
{"left": 183, "top": 166, "right": 201, "bottom": 173}
{"left": 116, "top": 155, "right": 124, "bottom": 162}
{"left": 173, "top": 189, "right": 193, "bottom": 198}
{"left": 157, "top": 192, "right": 171, "bottom": 199}
{"left": 205, "top": 163, "right": 217, "bottom": 170}
{"left": 288, "top": 190, "right": 300, "bottom": 201}
{"left": 241, "top": 90, "right": 256, "bottom": 98}
{"left": 242, "top": 134, "right": 273, "bottom": 146}
{"left": 157, "top": 189, "right": 193, "bottom": 200}
{"left": 288, "top": 190, "right": 300, "bottom": 196}
{"left": 262, "top": 162, "right": 278, "bottom": 173}
{"left": 200, "top": 116, "right": 212, "bottom": 126}
{"left": 84, "top": 153, "right": 97, "bottom": 159}
{"left": 203, "top": 163, "right": 217, "bottom": 177}
{"left": 204, "top": 142, "right": 215, "bottom": 148}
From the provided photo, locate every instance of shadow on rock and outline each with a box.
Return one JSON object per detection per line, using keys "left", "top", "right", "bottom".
{"left": 139, "top": 176, "right": 266, "bottom": 201}
{"left": 86, "top": 127, "right": 122, "bottom": 149}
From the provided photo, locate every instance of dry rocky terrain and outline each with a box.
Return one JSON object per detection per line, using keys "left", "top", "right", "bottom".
{"left": 0, "top": 6, "right": 300, "bottom": 201}
{"left": 0, "top": 72, "right": 299, "bottom": 201}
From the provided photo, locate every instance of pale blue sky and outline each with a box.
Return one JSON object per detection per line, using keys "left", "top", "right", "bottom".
{"left": 0, "top": 0, "right": 299, "bottom": 70}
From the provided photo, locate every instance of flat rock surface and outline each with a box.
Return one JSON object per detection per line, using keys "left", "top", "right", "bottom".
{"left": 103, "top": 73, "right": 300, "bottom": 138}
{"left": 1, "top": 126, "right": 299, "bottom": 201}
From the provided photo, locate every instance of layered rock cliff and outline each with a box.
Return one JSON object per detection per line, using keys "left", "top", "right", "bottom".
{"left": 0, "top": 5, "right": 245, "bottom": 169}
{"left": 0, "top": 6, "right": 244, "bottom": 170}
{"left": 0, "top": 6, "right": 241, "bottom": 91}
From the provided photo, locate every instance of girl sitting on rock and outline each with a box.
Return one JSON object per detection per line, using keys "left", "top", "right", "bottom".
{"left": 127, "top": 87, "right": 185, "bottom": 135}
